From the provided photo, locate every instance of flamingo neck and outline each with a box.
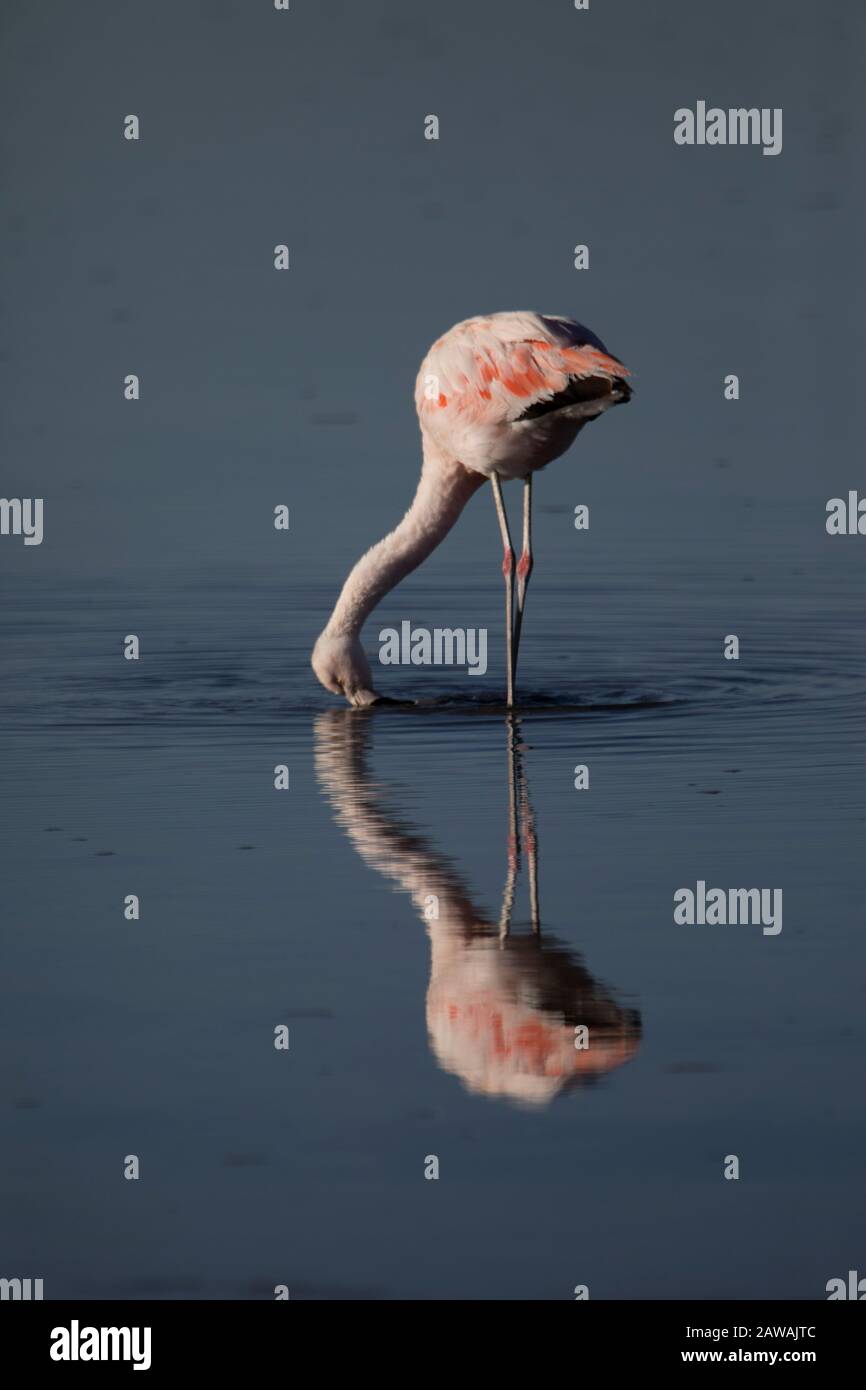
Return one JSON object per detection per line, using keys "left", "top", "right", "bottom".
{"left": 324, "top": 439, "right": 484, "bottom": 640}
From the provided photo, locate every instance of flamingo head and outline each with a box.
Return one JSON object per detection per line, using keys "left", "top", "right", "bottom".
{"left": 312, "top": 632, "right": 379, "bottom": 707}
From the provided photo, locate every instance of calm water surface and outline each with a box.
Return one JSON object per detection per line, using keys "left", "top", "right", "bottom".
{"left": 2, "top": 506, "right": 865, "bottom": 1300}
{"left": 2, "top": 0, "right": 864, "bottom": 1304}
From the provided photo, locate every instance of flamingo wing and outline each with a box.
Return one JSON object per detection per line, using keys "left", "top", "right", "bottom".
{"left": 417, "top": 313, "right": 630, "bottom": 425}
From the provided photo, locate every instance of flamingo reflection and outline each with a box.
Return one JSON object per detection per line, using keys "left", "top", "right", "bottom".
{"left": 314, "top": 711, "right": 641, "bottom": 1105}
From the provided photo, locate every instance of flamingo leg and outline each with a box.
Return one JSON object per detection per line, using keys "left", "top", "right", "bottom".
{"left": 491, "top": 474, "right": 515, "bottom": 707}
{"left": 512, "top": 476, "right": 533, "bottom": 682}
{"left": 499, "top": 715, "right": 541, "bottom": 936}
{"left": 498, "top": 713, "right": 520, "bottom": 941}
{"left": 515, "top": 725, "right": 541, "bottom": 933}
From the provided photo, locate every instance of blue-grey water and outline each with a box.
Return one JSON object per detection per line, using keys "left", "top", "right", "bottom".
{"left": 2, "top": 0, "right": 865, "bottom": 1301}
{"left": 3, "top": 500, "right": 865, "bottom": 1300}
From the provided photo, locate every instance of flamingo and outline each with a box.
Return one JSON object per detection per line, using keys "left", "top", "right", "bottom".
{"left": 314, "top": 710, "right": 641, "bottom": 1104}
{"left": 312, "top": 311, "right": 631, "bottom": 707}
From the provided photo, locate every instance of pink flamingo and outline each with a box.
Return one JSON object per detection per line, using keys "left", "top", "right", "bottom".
{"left": 312, "top": 311, "right": 631, "bottom": 707}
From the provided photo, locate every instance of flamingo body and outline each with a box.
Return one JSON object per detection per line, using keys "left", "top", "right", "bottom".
{"left": 416, "top": 311, "right": 630, "bottom": 478}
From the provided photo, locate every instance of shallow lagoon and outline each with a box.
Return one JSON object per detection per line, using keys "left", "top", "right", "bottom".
{"left": 1, "top": 0, "right": 864, "bottom": 1302}
{"left": 2, "top": 504, "right": 864, "bottom": 1298}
